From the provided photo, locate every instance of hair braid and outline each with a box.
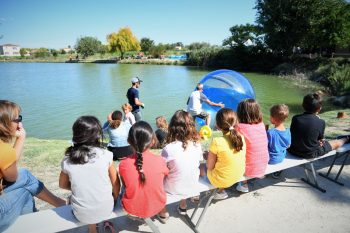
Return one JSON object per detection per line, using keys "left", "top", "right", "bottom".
{"left": 135, "top": 151, "right": 146, "bottom": 184}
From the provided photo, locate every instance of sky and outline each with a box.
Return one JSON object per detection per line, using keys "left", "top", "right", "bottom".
{"left": 0, "top": 0, "right": 256, "bottom": 49}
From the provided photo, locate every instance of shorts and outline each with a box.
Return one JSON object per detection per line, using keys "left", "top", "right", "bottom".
{"left": 107, "top": 146, "right": 133, "bottom": 160}
{"left": 314, "top": 140, "right": 332, "bottom": 158}
{"left": 194, "top": 111, "right": 209, "bottom": 120}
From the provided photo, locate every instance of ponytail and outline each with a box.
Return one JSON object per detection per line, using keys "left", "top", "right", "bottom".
{"left": 227, "top": 128, "right": 243, "bottom": 152}
{"left": 135, "top": 151, "right": 146, "bottom": 184}
{"left": 216, "top": 108, "right": 243, "bottom": 152}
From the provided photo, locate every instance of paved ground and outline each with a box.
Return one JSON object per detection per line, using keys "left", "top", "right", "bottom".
{"left": 64, "top": 156, "right": 350, "bottom": 233}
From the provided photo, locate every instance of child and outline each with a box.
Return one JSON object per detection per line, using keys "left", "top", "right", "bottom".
{"left": 103, "top": 110, "right": 133, "bottom": 160}
{"left": 155, "top": 116, "right": 168, "bottom": 149}
{"left": 288, "top": 93, "right": 348, "bottom": 158}
{"left": 267, "top": 104, "right": 291, "bottom": 164}
{"left": 119, "top": 121, "right": 169, "bottom": 219}
{"left": 236, "top": 99, "right": 269, "bottom": 193}
{"left": 122, "top": 103, "right": 136, "bottom": 125}
{"left": 158, "top": 110, "right": 202, "bottom": 222}
{"left": 59, "top": 116, "right": 120, "bottom": 233}
{"left": 205, "top": 108, "right": 246, "bottom": 200}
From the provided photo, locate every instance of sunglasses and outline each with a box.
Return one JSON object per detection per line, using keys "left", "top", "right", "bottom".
{"left": 12, "top": 115, "right": 22, "bottom": 123}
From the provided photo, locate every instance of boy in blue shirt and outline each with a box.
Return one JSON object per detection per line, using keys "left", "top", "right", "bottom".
{"left": 267, "top": 104, "right": 291, "bottom": 178}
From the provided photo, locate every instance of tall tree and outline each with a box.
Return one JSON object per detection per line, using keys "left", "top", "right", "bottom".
{"left": 140, "top": 37, "right": 154, "bottom": 53}
{"left": 256, "top": 0, "right": 350, "bottom": 55}
{"left": 107, "top": 27, "right": 141, "bottom": 59}
{"left": 75, "top": 36, "right": 102, "bottom": 58}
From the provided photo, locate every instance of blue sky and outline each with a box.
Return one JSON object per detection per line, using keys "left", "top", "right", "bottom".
{"left": 0, "top": 0, "right": 256, "bottom": 49}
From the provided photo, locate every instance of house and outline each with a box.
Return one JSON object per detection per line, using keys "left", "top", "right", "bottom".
{"left": 0, "top": 44, "right": 21, "bottom": 56}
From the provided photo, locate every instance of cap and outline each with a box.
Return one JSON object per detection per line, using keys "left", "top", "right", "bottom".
{"left": 131, "top": 77, "right": 143, "bottom": 83}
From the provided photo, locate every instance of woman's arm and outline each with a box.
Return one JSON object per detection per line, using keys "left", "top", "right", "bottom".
{"left": 108, "top": 164, "right": 121, "bottom": 200}
{"left": 206, "top": 151, "right": 217, "bottom": 171}
{"left": 1, "top": 162, "right": 18, "bottom": 182}
{"left": 13, "top": 122, "right": 26, "bottom": 161}
{"left": 59, "top": 171, "right": 71, "bottom": 190}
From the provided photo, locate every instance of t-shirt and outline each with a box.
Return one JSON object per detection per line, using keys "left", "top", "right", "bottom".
{"left": 267, "top": 128, "right": 291, "bottom": 164}
{"left": 207, "top": 135, "right": 246, "bottom": 188}
{"left": 103, "top": 121, "right": 131, "bottom": 147}
{"left": 288, "top": 112, "right": 326, "bottom": 158}
{"left": 119, "top": 150, "right": 169, "bottom": 218}
{"left": 0, "top": 141, "right": 16, "bottom": 180}
{"left": 187, "top": 90, "right": 209, "bottom": 115}
{"left": 161, "top": 141, "right": 202, "bottom": 198}
{"left": 61, "top": 148, "right": 114, "bottom": 224}
{"left": 237, "top": 122, "right": 269, "bottom": 178}
{"left": 155, "top": 129, "right": 167, "bottom": 148}
{"left": 123, "top": 112, "right": 136, "bottom": 125}
{"left": 126, "top": 87, "right": 140, "bottom": 112}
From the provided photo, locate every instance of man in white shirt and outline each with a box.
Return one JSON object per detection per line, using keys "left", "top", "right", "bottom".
{"left": 187, "top": 83, "right": 224, "bottom": 126}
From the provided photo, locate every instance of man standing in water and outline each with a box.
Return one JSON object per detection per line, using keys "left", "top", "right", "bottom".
{"left": 126, "top": 77, "right": 145, "bottom": 122}
{"left": 187, "top": 83, "right": 224, "bottom": 126}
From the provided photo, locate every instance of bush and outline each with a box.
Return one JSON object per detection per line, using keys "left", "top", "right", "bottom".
{"left": 328, "top": 64, "right": 350, "bottom": 96}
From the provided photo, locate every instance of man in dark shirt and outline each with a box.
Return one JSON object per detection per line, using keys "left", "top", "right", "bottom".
{"left": 126, "top": 77, "right": 144, "bottom": 122}
{"left": 288, "top": 93, "right": 348, "bottom": 158}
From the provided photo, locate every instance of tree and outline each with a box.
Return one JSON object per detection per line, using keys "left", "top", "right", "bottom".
{"left": 20, "top": 48, "right": 27, "bottom": 57}
{"left": 34, "top": 48, "right": 50, "bottom": 58}
{"left": 187, "top": 42, "right": 211, "bottom": 51}
{"left": 107, "top": 27, "right": 141, "bottom": 59}
{"left": 149, "top": 44, "right": 166, "bottom": 58}
{"left": 75, "top": 36, "right": 102, "bottom": 58}
{"left": 223, "top": 24, "right": 262, "bottom": 48}
{"left": 140, "top": 37, "right": 154, "bottom": 53}
{"left": 50, "top": 49, "right": 58, "bottom": 57}
{"left": 255, "top": 0, "right": 350, "bottom": 55}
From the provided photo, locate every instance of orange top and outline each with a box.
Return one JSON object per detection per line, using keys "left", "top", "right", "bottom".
{"left": 0, "top": 140, "right": 16, "bottom": 179}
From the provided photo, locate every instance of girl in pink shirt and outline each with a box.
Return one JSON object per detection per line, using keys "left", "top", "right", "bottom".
{"left": 236, "top": 99, "right": 269, "bottom": 193}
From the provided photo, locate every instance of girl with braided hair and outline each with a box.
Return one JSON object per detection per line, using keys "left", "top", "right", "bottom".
{"left": 59, "top": 116, "right": 120, "bottom": 233}
{"left": 205, "top": 108, "right": 246, "bottom": 200}
{"left": 119, "top": 121, "right": 169, "bottom": 218}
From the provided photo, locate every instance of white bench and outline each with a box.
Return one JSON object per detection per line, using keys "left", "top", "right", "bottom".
{"left": 5, "top": 144, "right": 350, "bottom": 233}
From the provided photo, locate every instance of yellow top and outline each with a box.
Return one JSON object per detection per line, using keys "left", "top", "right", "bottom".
{"left": 207, "top": 135, "right": 246, "bottom": 188}
{"left": 0, "top": 140, "right": 16, "bottom": 179}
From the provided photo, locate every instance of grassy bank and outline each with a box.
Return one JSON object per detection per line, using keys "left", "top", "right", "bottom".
{"left": 19, "top": 109, "right": 350, "bottom": 210}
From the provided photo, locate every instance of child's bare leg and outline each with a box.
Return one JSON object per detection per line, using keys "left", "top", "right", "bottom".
{"left": 179, "top": 199, "right": 187, "bottom": 209}
{"left": 35, "top": 186, "right": 66, "bottom": 207}
{"left": 329, "top": 138, "right": 348, "bottom": 150}
{"left": 159, "top": 206, "right": 168, "bottom": 217}
{"left": 88, "top": 224, "right": 97, "bottom": 233}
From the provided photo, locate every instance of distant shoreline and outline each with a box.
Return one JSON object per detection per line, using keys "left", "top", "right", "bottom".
{"left": 0, "top": 57, "right": 186, "bottom": 65}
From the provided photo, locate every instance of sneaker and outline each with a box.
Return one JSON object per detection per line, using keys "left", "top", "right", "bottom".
{"left": 177, "top": 205, "right": 187, "bottom": 215}
{"left": 236, "top": 183, "right": 249, "bottom": 193}
{"left": 271, "top": 171, "right": 282, "bottom": 179}
{"left": 213, "top": 190, "right": 228, "bottom": 200}
{"left": 156, "top": 212, "right": 169, "bottom": 224}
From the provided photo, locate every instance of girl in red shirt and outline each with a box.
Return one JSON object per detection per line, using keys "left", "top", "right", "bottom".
{"left": 119, "top": 121, "right": 169, "bottom": 218}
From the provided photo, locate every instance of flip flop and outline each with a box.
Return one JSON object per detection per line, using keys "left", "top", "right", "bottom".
{"left": 103, "top": 221, "right": 116, "bottom": 233}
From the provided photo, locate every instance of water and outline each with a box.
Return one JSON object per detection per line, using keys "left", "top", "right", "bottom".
{"left": 0, "top": 63, "right": 315, "bottom": 139}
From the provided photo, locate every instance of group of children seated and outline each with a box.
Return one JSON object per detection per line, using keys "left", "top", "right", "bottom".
{"left": 57, "top": 93, "right": 349, "bottom": 232}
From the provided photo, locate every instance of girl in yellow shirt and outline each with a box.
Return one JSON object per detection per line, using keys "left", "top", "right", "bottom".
{"left": 206, "top": 108, "right": 246, "bottom": 200}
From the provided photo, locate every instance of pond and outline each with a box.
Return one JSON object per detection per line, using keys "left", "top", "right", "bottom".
{"left": 0, "top": 62, "right": 319, "bottom": 139}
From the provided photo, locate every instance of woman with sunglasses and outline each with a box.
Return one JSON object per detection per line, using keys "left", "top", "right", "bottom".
{"left": 0, "top": 100, "right": 66, "bottom": 231}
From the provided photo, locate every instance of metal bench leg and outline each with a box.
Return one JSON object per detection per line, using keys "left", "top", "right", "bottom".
{"left": 319, "top": 152, "right": 349, "bottom": 186}
{"left": 144, "top": 218, "right": 161, "bottom": 233}
{"left": 301, "top": 163, "right": 326, "bottom": 193}
{"left": 181, "top": 189, "right": 218, "bottom": 233}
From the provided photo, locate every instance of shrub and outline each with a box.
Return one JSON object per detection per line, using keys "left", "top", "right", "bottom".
{"left": 328, "top": 64, "right": 350, "bottom": 96}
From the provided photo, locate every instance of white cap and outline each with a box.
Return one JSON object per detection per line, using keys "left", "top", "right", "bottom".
{"left": 131, "top": 77, "right": 143, "bottom": 83}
